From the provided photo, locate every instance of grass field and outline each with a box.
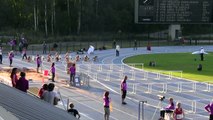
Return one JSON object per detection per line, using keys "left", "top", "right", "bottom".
{"left": 123, "top": 53, "right": 213, "bottom": 82}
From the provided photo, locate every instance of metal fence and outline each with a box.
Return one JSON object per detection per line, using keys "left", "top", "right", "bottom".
{"left": 2, "top": 39, "right": 213, "bottom": 55}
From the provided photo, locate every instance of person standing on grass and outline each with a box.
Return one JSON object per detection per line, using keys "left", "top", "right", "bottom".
{"left": 0, "top": 47, "right": 3, "bottom": 64}
{"left": 121, "top": 76, "right": 128, "bottom": 104}
{"left": 200, "top": 47, "right": 205, "bottom": 61}
{"left": 8, "top": 51, "right": 14, "bottom": 67}
{"left": 69, "top": 64, "right": 76, "bottom": 85}
{"left": 10, "top": 68, "right": 18, "bottom": 88}
{"left": 51, "top": 62, "right": 55, "bottom": 82}
{"left": 68, "top": 103, "right": 81, "bottom": 119}
{"left": 36, "top": 54, "right": 41, "bottom": 73}
{"left": 103, "top": 91, "right": 110, "bottom": 120}
{"left": 16, "top": 72, "right": 29, "bottom": 92}
{"left": 205, "top": 101, "right": 213, "bottom": 120}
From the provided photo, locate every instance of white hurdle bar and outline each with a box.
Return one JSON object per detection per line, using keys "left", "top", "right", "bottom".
{"left": 129, "top": 82, "right": 212, "bottom": 94}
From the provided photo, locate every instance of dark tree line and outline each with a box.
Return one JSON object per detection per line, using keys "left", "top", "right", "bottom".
{"left": 0, "top": 0, "right": 212, "bottom": 38}
{"left": 0, "top": 0, "right": 140, "bottom": 36}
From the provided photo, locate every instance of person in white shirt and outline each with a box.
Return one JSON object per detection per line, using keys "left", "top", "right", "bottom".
{"left": 42, "top": 83, "right": 60, "bottom": 105}
{"left": 116, "top": 45, "right": 120, "bottom": 56}
{"left": 200, "top": 47, "right": 204, "bottom": 61}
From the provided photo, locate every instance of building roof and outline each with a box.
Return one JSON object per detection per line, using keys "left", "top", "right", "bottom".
{"left": 0, "top": 83, "right": 77, "bottom": 120}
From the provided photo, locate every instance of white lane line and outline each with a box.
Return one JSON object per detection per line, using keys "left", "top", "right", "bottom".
{"left": 101, "top": 54, "right": 115, "bottom": 64}
{"left": 80, "top": 113, "right": 95, "bottom": 120}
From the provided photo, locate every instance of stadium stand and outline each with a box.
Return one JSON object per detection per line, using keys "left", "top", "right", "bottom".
{"left": 0, "top": 83, "right": 77, "bottom": 120}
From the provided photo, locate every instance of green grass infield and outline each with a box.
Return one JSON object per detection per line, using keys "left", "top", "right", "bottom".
{"left": 123, "top": 53, "right": 213, "bottom": 82}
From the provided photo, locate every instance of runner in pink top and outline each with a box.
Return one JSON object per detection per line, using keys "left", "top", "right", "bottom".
{"left": 103, "top": 91, "right": 110, "bottom": 120}
{"left": 121, "top": 76, "right": 128, "bottom": 105}
{"left": 36, "top": 55, "right": 41, "bottom": 73}
{"left": 69, "top": 64, "right": 76, "bottom": 85}
{"left": 51, "top": 62, "right": 55, "bottom": 82}
{"left": 8, "top": 51, "right": 14, "bottom": 67}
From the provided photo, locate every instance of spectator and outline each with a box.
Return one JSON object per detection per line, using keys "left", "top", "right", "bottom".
{"left": 197, "top": 64, "right": 202, "bottom": 71}
{"left": 68, "top": 103, "right": 80, "bottom": 119}
{"left": 19, "top": 42, "right": 23, "bottom": 53}
{"left": 36, "top": 54, "right": 41, "bottom": 73}
{"left": 173, "top": 102, "right": 184, "bottom": 120}
{"left": 22, "top": 48, "right": 27, "bottom": 60}
{"left": 160, "top": 97, "right": 175, "bottom": 119}
{"left": 38, "top": 84, "right": 48, "bottom": 99}
{"left": 134, "top": 40, "right": 137, "bottom": 50}
{"left": 0, "top": 46, "right": 2, "bottom": 64}
{"left": 69, "top": 64, "right": 76, "bottom": 85}
{"left": 200, "top": 47, "right": 205, "bottom": 61}
{"left": 16, "top": 72, "right": 29, "bottom": 92}
{"left": 113, "top": 40, "right": 116, "bottom": 48}
{"left": 43, "top": 41, "right": 47, "bottom": 54}
{"left": 53, "top": 43, "right": 58, "bottom": 51}
{"left": 121, "top": 76, "right": 128, "bottom": 104}
{"left": 43, "top": 83, "right": 60, "bottom": 105}
{"left": 103, "top": 91, "right": 110, "bottom": 120}
{"left": 10, "top": 68, "right": 18, "bottom": 87}
{"left": 8, "top": 51, "right": 14, "bottom": 67}
{"left": 116, "top": 45, "right": 120, "bottom": 57}
{"left": 51, "top": 62, "right": 55, "bottom": 82}
{"left": 205, "top": 101, "right": 213, "bottom": 120}
{"left": 147, "top": 42, "right": 151, "bottom": 51}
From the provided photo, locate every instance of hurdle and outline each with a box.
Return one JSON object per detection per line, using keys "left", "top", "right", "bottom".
{"left": 142, "top": 71, "right": 148, "bottom": 80}
{"left": 105, "top": 72, "right": 110, "bottom": 81}
{"left": 129, "top": 71, "right": 135, "bottom": 80}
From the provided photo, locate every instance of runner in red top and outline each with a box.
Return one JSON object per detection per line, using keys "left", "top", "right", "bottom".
{"left": 173, "top": 102, "right": 185, "bottom": 120}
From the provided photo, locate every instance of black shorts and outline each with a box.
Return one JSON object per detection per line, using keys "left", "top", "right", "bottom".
{"left": 210, "top": 114, "right": 213, "bottom": 120}
{"left": 122, "top": 90, "right": 127, "bottom": 99}
{"left": 37, "top": 64, "right": 40, "bottom": 68}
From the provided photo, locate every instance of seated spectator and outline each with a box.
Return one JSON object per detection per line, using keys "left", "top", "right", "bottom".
{"left": 77, "top": 49, "right": 84, "bottom": 54}
{"left": 149, "top": 61, "right": 156, "bottom": 67}
{"left": 197, "top": 64, "right": 202, "bottom": 71}
{"left": 38, "top": 84, "right": 48, "bottom": 99}
{"left": 68, "top": 103, "right": 81, "bottom": 119}
{"left": 159, "top": 97, "right": 175, "bottom": 120}
{"left": 16, "top": 72, "right": 29, "bottom": 92}
{"left": 42, "top": 83, "right": 60, "bottom": 105}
